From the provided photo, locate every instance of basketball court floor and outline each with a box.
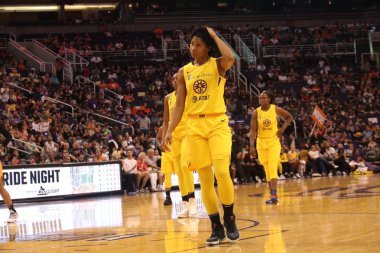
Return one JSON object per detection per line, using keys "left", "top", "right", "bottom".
{"left": 0, "top": 174, "right": 379, "bottom": 252}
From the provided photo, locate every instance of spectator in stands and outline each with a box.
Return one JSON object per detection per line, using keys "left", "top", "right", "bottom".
{"left": 0, "top": 82, "right": 10, "bottom": 103}
{"left": 278, "top": 147, "right": 290, "bottom": 179}
{"left": 54, "top": 58, "right": 64, "bottom": 82}
{"left": 93, "top": 148, "right": 105, "bottom": 162}
{"left": 136, "top": 113, "right": 151, "bottom": 135}
{"left": 333, "top": 144, "right": 351, "bottom": 175}
{"left": 45, "top": 151, "right": 59, "bottom": 163}
{"left": 287, "top": 144, "right": 301, "bottom": 178}
{"left": 147, "top": 43, "right": 157, "bottom": 53}
{"left": 44, "top": 135, "right": 59, "bottom": 159}
{"left": 90, "top": 54, "right": 103, "bottom": 67}
{"left": 146, "top": 148, "right": 164, "bottom": 191}
{"left": 136, "top": 152, "right": 150, "bottom": 192}
{"left": 309, "top": 144, "right": 330, "bottom": 176}
{"left": 122, "top": 150, "right": 138, "bottom": 194}
{"left": 242, "top": 149, "right": 266, "bottom": 183}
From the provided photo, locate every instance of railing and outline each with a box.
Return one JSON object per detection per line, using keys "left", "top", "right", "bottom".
{"left": 240, "top": 35, "right": 263, "bottom": 59}
{"left": 32, "top": 39, "right": 58, "bottom": 58}
{"left": 7, "top": 82, "right": 32, "bottom": 94}
{"left": 76, "top": 75, "right": 96, "bottom": 95}
{"left": 181, "top": 38, "right": 190, "bottom": 53}
{"left": 83, "top": 49, "right": 166, "bottom": 61}
{"left": 164, "top": 39, "right": 181, "bottom": 51}
{"left": 11, "top": 138, "right": 44, "bottom": 154}
{"left": 10, "top": 38, "right": 64, "bottom": 80}
{"left": 161, "top": 36, "right": 167, "bottom": 60}
{"left": 87, "top": 112, "right": 128, "bottom": 126}
{"left": 31, "top": 39, "right": 73, "bottom": 84}
{"left": 9, "top": 33, "right": 16, "bottom": 42}
{"left": 263, "top": 43, "right": 355, "bottom": 58}
{"left": 249, "top": 82, "right": 260, "bottom": 99}
{"left": 64, "top": 47, "right": 89, "bottom": 71}
{"left": 42, "top": 62, "right": 56, "bottom": 74}
{"left": 369, "top": 31, "right": 374, "bottom": 57}
{"left": 8, "top": 39, "right": 46, "bottom": 72}
{"left": 76, "top": 75, "right": 123, "bottom": 105}
{"left": 354, "top": 30, "right": 370, "bottom": 39}
{"left": 8, "top": 145, "right": 32, "bottom": 155}
{"left": 104, "top": 89, "right": 123, "bottom": 107}
{"left": 164, "top": 38, "right": 190, "bottom": 54}
{"left": 42, "top": 96, "right": 74, "bottom": 117}
{"left": 240, "top": 36, "right": 253, "bottom": 48}
{"left": 252, "top": 34, "right": 262, "bottom": 59}
{"left": 234, "top": 34, "right": 256, "bottom": 65}
{"left": 238, "top": 72, "right": 247, "bottom": 91}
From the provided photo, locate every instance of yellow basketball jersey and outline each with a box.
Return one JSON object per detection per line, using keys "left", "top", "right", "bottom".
{"left": 168, "top": 91, "right": 176, "bottom": 122}
{"left": 257, "top": 104, "right": 278, "bottom": 138}
{"left": 168, "top": 91, "right": 186, "bottom": 132}
{"left": 183, "top": 57, "right": 226, "bottom": 115}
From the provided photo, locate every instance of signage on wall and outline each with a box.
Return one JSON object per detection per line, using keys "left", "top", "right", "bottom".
{"left": 3, "top": 162, "right": 122, "bottom": 200}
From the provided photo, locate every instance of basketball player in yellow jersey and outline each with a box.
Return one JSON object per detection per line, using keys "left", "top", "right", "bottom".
{"left": 249, "top": 91, "right": 293, "bottom": 205}
{"left": 162, "top": 73, "right": 197, "bottom": 217}
{"left": 163, "top": 26, "right": 239, "bottom": 245}
{"left": 156, "top": 126, "right": 175, "bottom": 205}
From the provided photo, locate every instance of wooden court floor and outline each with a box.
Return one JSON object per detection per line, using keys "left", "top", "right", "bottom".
{"left": 0, "top": 174, "right": 379, "bottom": 253}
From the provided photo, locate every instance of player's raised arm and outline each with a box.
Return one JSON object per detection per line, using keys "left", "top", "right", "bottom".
{"left": 205, "top": 27, "right": 235, "bottom": 76}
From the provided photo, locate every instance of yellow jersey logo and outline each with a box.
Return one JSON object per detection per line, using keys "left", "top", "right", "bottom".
{"left": 263, "top": 119, "right": 271, "bottom": 127}
{"left": 193, "top": 79, "right": 207, "bottom": 94}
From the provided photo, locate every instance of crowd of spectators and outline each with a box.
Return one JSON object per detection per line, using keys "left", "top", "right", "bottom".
{"left": 0, "top": 22, "right": 379, "bottom": 192}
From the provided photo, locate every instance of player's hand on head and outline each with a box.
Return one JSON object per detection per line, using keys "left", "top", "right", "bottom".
{"left": 205, "top": 27, "right": 217, "bottom": 38}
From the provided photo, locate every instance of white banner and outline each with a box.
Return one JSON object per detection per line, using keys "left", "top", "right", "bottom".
{"left": 3, "top": 162, "right": 122, "bottom": 200}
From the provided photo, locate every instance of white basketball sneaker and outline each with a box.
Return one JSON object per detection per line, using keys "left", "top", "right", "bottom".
{"left": 7, "top": 211, "right": 18, "bottom": 223}
{"left": 188, "top": 198, "right": 198, "bottom": 218}
{"left": 178, "top": 201, "right": 189, "bottom": 218}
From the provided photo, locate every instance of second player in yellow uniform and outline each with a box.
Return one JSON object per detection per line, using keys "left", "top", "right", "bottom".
{"left": 157, "top": 126, "right": 175, "bottom": 205}
{"left": 249, "top": 91, "right": 293, "bottom": 205}
{"left": 162, "top": 73, "right": 198, "bottom": 217}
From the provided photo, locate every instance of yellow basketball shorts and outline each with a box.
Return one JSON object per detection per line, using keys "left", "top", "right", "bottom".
{"left": 181, "top": 135, "right": 196, "bottom": 171}
{"left": 172, "top": 127, "right": 195, "bottom": 171}
{"left": 172, "top": 126, "right": 185, "bottom": 157}
{"left": 161, "top": 151, "right": 175, "bottom": 174}
{"left": 0, "top": 163, "right": 3, "bottom": 179}
{"left": 186, "top": 114, "right": 231, "bottom": 169}
{"left": 257, "top": 136, "right": 281, "bottom": 180}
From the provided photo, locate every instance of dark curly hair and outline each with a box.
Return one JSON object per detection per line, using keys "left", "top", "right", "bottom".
{"left": 261, "top": 90, "right": 274, "bottom": 103}
{"left": 191, "top": 26, "right": 219, "bottom": 57}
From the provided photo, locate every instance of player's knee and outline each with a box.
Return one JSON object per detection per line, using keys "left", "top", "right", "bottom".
{"left": 214, "top": 169, "right": 230, "bottom": 181}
